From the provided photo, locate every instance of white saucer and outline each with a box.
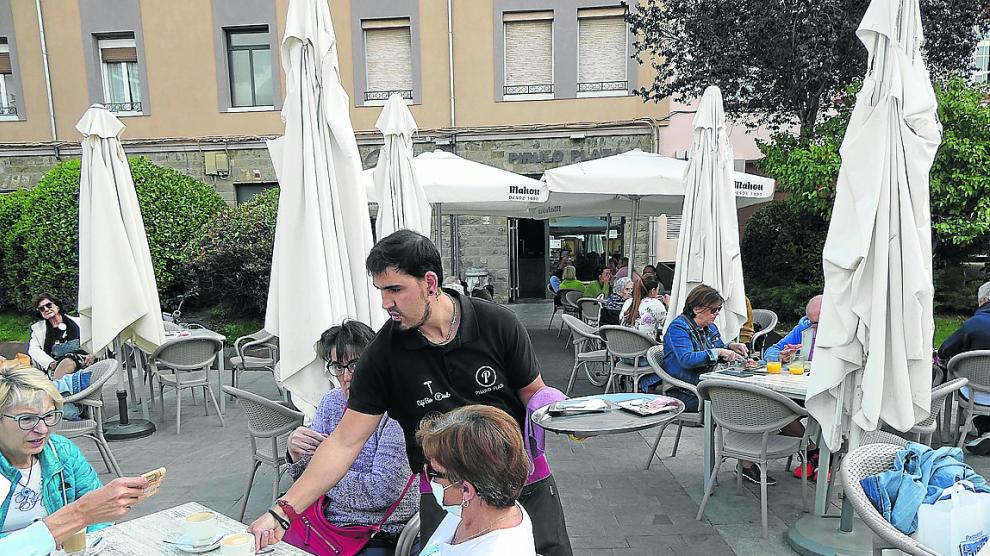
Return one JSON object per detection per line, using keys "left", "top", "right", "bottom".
{"left": 170, "top": 532, "right": 225, "bottom": 553}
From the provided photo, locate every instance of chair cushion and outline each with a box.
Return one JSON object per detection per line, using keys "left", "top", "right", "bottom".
{"left": 722, "top": 430, "right": 802, "bottom": 459}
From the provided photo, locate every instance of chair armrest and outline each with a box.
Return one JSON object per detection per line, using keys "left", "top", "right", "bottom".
{"left": 73, "top": 399, "right": 103, "bottom": 408}
{"left": 248, "top": 420, "right": 302, "bottom": 439}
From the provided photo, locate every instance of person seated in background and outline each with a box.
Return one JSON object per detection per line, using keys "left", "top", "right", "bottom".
{"left": 613, "top": 257, "right": 641, "bottom": 283}
{"left": 442, "top": 276, "right": 465, "bottom": 296}
{"left": 938, "top": 281, "right": 990, "bottom": 454}
{"left": 548, "top": 269, "right": 563, "bottom": 294}
{"left": 765, "top": 295, "right": 823, "bottom": 363}
{"left": 583, "top": 266, "right": 612, "bottom": 299}
{"left": 286, "top": 321, "right": 418, "bottom": 554}
{"left": 557, "top": 266, "right": 585, "bottom": 292}
{"left": 1, "top": 476, "right": 150, "bottom": 555}
{"left": 619, "top": 275, "right": 667, "bottom": 392}
{"left": 417, "top": 405, "right": 537, "bottom": 555}
{"left": 0, "top": 367, "right": 107, "bottom": 538}
{"left": 642, "top": 264, "right": 657, "bottom": 277}
{"left": 28, "top": 294, "right": 95, "bottom": 380}
{"left": 738, "top": 297, "right": 756, "bottom": 347}
{"left": 601, "top": 277, "right": 633, "bottom": 326}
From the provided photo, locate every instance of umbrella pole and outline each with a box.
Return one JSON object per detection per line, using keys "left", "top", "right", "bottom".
{"left": 104, "top": 336, "right": 156, "bottom": 441}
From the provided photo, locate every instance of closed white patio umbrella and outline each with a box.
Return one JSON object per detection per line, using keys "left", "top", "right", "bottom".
{"left": 77, "top": 104, "right": 165, "bottom": 438}
{"left": 373, "top": 93, "right": 431, "bottom": 238}
{"left": 266, "top": 0, "right": 384, "bottom": 418}
{"left": 665, "top": 86, "right": 747, "bottom": 342}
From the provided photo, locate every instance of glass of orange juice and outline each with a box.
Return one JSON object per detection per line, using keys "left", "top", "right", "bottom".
{"left": 789, "top": 361, "right": 806, "bottom": 374}
{"left": 766, "top": 361, "right": 782, "bottom": 374}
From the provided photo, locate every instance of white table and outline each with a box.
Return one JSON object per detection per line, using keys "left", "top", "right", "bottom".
{"left": 96, "top": 502, "right": 308, "bottom": 555}
{"left": 699, "top": 368, "right": 835, "bottom": 516}
{"left": 532, "top": 393, "right": 684, "bottom": 437}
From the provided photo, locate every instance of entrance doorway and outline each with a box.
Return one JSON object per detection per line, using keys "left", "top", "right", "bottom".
{"left": 508, "top": 218, "right": 548, "bottom": 301}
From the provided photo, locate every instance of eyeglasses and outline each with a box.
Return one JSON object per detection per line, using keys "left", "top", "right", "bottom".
{"left": 424, "top": 462, "right": 447, "bottom": 481}
{"left": 325, "top": 358, "right": 359, "bottom": 378}
{"left": 37, "top": 302, "right": 55, "bottom": 312}
{"left": 3, "top": 410, "right": 63, "bottom": 430}
{"left": 706, "top": 305, "right": 723, "bottom": 315}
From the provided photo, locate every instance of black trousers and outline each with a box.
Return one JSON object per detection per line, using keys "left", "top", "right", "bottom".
{"left": 419, "top": 474, "right": 573, "bottom": 556}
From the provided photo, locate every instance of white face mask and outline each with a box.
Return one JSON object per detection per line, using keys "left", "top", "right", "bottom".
{"left": 430, "top": 480, "right": 462, "bottom": 517}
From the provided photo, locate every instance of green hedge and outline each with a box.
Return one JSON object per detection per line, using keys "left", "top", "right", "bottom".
{"left": 181, "top": 187, "right": 278, "bottom": 317}
{"left": 0, "top": 158, "right": 226, "bottom": 312}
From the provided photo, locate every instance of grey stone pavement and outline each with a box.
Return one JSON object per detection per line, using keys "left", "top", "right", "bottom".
{"left": 77, "top": 300, "right": 987, "bottom": 555}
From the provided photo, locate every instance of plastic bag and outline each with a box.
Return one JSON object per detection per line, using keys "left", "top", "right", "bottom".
{"left": 917, "top": 480, "right": 990, "bottom": 556}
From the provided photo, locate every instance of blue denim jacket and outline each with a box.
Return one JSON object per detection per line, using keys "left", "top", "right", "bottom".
{"left": 860, "top": 441, "right": 990, "bottom": 534}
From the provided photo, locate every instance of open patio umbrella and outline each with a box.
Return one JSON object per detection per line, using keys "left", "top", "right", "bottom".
{"left": 664, "top": 87, "right": 747, "bottom": 342}
{"left": 266, "top": 0, "right": 384, "bottom": 418}
{"left": 77, "top": 104, "right": 165, "bottom": 439}
{"left": 805, "top": 0, "right": 940, "bottom": 453}
{"left": 373, "top": 93, "right": 431, "bottom": 238}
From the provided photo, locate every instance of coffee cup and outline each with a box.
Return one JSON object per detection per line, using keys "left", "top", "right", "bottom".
{"left": 220, "top": 532, "right": 255, "bottom": 556}
{"left": 184, "top": 511, "right": 218, "bottom": 545}
{"left": 63, "top": 528, "right": 87, "bottom": 554}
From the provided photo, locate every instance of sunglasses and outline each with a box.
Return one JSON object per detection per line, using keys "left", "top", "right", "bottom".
{"left": 325, "top": 358, "right": 359, "bottom": 378}
{"left": 706, "top": 305, "right": 723, "bottom": 315}
{"left": 424, "top": 462, "right": 447, "bottom": 482}
{"left": 3, "top": 410, "right": 63, "bottom": 431}
{"left": 37, "top": 302, "right": 55, "bottom": 312}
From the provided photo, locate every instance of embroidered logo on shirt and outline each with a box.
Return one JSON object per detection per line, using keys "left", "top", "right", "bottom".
{"left": 475, "top": 366, "right": 497, "bottom": 388}
{"left": 416, "top": 380, "right": 452, "bottom": 408}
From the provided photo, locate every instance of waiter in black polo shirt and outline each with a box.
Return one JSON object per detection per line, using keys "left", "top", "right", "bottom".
{"left": 250, "top": 230, "right": 572, "bottom": 555}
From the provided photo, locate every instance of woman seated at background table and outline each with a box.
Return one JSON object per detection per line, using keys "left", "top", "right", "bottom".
{"left": 619, "top": 275, "right": 668, "bottom": 341}
{"left": 0, "top": 366, "right": 107, "bottom": 538}
{"left": 583, "top": 266, "right": 612, "bottom": 299}
{"left": 28, "top": 293, "right": 95, "bottom": 380}
{"left": 286, "top": 321, "right": 417, "bottom": 554}
{"left": 556, "top": 266, "right": 585, "bottom": 292}
{"left": 418, "top": 405, "right": 536, "bottom": 555}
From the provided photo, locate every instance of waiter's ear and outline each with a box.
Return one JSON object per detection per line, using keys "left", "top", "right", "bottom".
{"left": 424, "top": 271, "right": 439, "bottom": 296}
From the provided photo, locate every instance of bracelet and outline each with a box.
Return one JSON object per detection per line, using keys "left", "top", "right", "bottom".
{"left": 267, "top": 509, "right": 290, "bottom": 531}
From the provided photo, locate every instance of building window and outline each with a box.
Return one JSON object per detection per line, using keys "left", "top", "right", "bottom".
{"left": 227, "top": 27, "right": 274, "bottom": 108}
{"left": 665, "top": 215, "right": 681, "bottom": 240}
{"left": 577, "top": 7, "right": 628, "bottom": 96}
{"left": 975, "top": 38, "right": 989, "bottom": 84}
{"left": 235, "top": 182, "right": 278, "bottom": 205}
{"left": 0, "top": 38, "right": 15, "bottom": 117}
{"left": 98, "top": 36, "right": 142, "bottom": 114}
{"left": 503, "top": 12, "right": 553, "bottom": 99}
{"left": 362, "top": 19, "right": 413, "bottom": 104}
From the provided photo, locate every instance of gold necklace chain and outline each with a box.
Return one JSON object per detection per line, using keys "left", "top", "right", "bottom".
{"left": 453, "top": 507, "right": 516, "bottom": 544}
{"left": 424, "top": 293, "right": 458, "bottom": 345}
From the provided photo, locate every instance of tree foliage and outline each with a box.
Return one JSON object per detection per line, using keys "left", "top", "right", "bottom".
{"left": 626, "top": 0, "right": 989, "bottom": 136}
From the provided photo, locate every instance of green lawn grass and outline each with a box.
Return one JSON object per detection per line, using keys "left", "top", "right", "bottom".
{"left": 935, "top": 314, "right": 967, "bottom": 347}
{"left": 0, "top": 312, "right": 33, "bottom": 342}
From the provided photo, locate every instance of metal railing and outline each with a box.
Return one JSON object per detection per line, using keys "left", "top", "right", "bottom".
{"left": 106, "top": 102, "right": 143, "bottom": 113}
{"left": 577, "top": 80, "right": 629, "bottom": 93}
{"left": 503, "top": 84, "right": 553, "bottom": 95}
{"left": 0, "top": 105, "right": 16, "bottom": 116}
{"left": 364, "top": 90, "right": 413, "bottom": 101}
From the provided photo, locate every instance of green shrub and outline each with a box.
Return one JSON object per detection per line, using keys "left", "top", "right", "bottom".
{"left": 181, "top": 188, "right": 278, "bottom": 317}
{"left": 0, "top": 158, "right": 226, "bottom": 311}
{"left": 0, "top": 190, "right": 31, "bottom": 312}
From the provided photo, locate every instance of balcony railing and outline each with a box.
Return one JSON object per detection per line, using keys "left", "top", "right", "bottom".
{"left": 503, "top": 84, "right": 553, "bottom": 95}
{"left": 364, "top": 90, "right": 413, "bottom": 101}
{"left": 0, "top": 105, "right": 16, "bottom": 116}
{"left": 577, "top": 80, "right": 629, "bottom": 93}
{"left": 106, "top": 102, "right": 143, "bottom": 113}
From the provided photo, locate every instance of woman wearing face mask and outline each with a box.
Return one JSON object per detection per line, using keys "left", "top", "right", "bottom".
{"left": 284, "top": 321, "right": 417, "bottom": 554}
{"left": 418, "top": 405, "right": 536, "bottom": 555}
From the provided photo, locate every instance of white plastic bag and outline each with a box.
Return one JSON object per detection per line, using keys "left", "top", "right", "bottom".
{"left": 917, "top": 480, "right": 990, "bottom": 556}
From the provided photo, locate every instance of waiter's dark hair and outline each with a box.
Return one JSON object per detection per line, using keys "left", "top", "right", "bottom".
{"left": 366, "top": 229, "right": 444, "bottom": 283}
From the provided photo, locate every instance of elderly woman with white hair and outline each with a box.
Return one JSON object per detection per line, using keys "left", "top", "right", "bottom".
{"left": 0, "top": 367, "right": 106, "bottom": 539}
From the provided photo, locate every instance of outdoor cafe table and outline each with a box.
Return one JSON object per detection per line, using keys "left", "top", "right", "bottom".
{"left": 698, "top": 367, "right": 835, "bottom": 517}
{"left": 531, "top": 392, "right": 684, "bottom": 438}
{"left": 96, "top": 502, "right": 308, "bottom": 555}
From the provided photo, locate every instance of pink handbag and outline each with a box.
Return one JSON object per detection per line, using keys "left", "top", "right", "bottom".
{"left": 282, "top": 474, "right": 416, "bottom": 556}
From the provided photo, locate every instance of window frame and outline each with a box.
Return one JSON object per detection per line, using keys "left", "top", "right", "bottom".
{"left": 225, "top": 26, "right": 275, "bottom": 109}
{"left": 97, "top": 37, "right": 142, "bottom": 115}
{"left": 360, "top": 19, "right": 414, "bottom": 107}
{"left": 575, "top": 11, "right": 629, "bottom": 98}
{"left": 501, "top": 13, "right": 555, "bottom": 102}
{"left": 974, "top": 40, "right": 989, "bottom": 84}
{"left": 0, "top": 38, "right": 13, "bottom": 118}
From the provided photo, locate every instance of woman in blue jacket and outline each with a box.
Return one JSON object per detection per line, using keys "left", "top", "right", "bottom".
{"left": 0, "top": 366, "right": 105, "bottom": 538}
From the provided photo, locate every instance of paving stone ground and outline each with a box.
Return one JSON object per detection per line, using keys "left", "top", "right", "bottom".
{"left": 80, "top": 299, "right": 985, "bottom": 555}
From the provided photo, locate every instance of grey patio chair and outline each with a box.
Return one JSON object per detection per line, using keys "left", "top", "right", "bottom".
{"left": 696, "top": 379, "right": 809, "bottom": 538}
{"left": 560, "top": 315, "right": 609, "bottom": 394}
{"left": 841, "top": 442, "right": 940, "bottom": 556}
{"left": 395, "top": 512, "right": 420, "bottom": 556}
{"left": 223, "top": 386, "right": 304, "bottom": 522}
{"left": 54, "top": 359, "right": 123, "bottom": 477}
{"left": 230, "top": 329, "right": 278, "bottom": 390}
{"left": 909, "top": 377, "right": 967, "bottom": 446}
{"left": 861, "top": 429, "right": 908, "bottom": 447}
{"left": 597, "top": 325, "right": 659, "bottom": 393}
{"left": 148, "top": 336, "right": 225, "bottom": 435}
{"left": 948, "top": 350, "right": 990, "bottom": 446}
{"left": 547, "top": 283, "right": 563, "bottom": 331}
{"left": 644, "top": 345, "right": 702, "bottom": 468}
{"left": 749, "top": 309, "right": 778, "bottom": 356}
{"left": 577, "top": 297, "right": 602, "bottom": 327}
{"left": 559, "top": 289, "right": 585, "bottom": 345}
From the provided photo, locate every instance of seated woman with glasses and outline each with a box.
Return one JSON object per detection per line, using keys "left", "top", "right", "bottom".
{"left": 285, "top": 321, "right": 417, "bottom": 555}
{"left": 418, "top": 405, "right": 536, "bottom": 555}
{"left": 0, "top": 366, "right": 106, "bottom": 539}
{"left": 28, "top": 293, "right": 95, "bottom": 380}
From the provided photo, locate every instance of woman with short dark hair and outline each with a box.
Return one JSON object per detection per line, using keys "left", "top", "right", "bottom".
{"left": 417, "top": 405, "right": 536, "bottom": 555}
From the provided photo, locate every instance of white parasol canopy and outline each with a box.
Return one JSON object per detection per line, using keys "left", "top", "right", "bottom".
{"left": 266, "top": 0, "right": 384, "bottom": 418}
{"left": 665, "top": 87, "right": 748, "bottom": 342}
{"left": 77, "top": 104, "right": 165, "bottom": 356}
{"left": 373, "top": 94, "right": 431, "bottom": 238}
{"left": 363, "top": 150, "right": 547, "bottom": 217}
{"left": 806, "top": 0, "right": 940, "bottom": 450}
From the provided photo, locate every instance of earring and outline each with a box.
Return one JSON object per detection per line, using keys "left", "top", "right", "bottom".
{"left": 461, "top": 498, "right": 469, "bottom": 508}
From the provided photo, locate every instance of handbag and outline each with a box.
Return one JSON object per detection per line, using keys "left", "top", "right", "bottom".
{"left": 282, "top": 473, "right": 417, "bottom": 556}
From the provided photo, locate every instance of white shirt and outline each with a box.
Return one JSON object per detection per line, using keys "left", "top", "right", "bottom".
{"left": 2, "top": 460, "right": 47, "bottom": 533}
{"left": 619, "top": 297, "right": 668, "bottom": 339}
{"left": 419, "top": 503, "right": 537, "bottom": 556}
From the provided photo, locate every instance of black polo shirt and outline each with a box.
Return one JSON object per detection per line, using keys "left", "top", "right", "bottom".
{"left": 347, "top": 289, "right": 540, "bottom": 469}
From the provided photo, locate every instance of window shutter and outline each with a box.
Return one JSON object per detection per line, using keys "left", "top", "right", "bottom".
{"left": 578, "top": 15, "right": 627, "bottom": 85}
{"left": 504, "top": 19, "right": 552, "bottom": 87}
{"left": 0, "top": 54, "right": 10, "bottom": 74}
{"left": 101, "top": 47, "right": 138, "bottom": 64}
{"left": 365, "top": 26, "right": 413, "bottom": 93}
{"left": 666, "top": 215, "right": 682, "bottom": 240}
